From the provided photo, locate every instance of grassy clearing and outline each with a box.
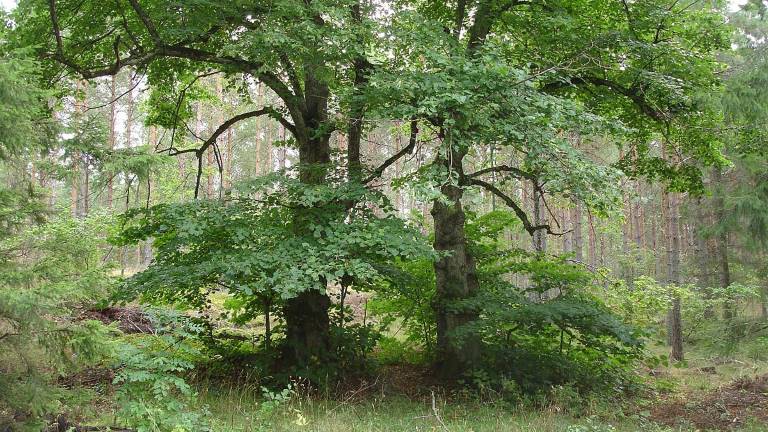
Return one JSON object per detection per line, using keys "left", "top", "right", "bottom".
{"left": 72, "top": 311, "right": 768, "bottom": 432}
{"left": 186, "top": 342, "right": 768, "bottom": 432}
{"left": 197, "top": 388, "right": 649, "bottom": 432}
{"left": 79, "top": 354, "right": 768, "bottom": 432}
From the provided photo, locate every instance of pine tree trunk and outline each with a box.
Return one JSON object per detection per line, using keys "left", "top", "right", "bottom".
{"left": 278, "top": 124, "right": 287, "bottom": 170}
{"left": 761, "top": 284, "right": 768, "bottom": 319}
{"left": 662, "top": 136, "right": 684, "bottom": 362}
{"left": 121, "top": 74, "right": 135, "bottom": 274}
{"left": 107, "top": 75, "right": 117, "bottom": 209}
{"left": 634, "top": 182, "right": 643, "bottom": 247}
{"left": 563, "top": 207, "right": 572, "bottom": 253}
{"left": 666, "top": 189, "right": 684, "bottom": 361}
{"left": 623, "top": 191, "right": 631, "bottom": 255}
{"left": 254, "top": 83, "right": 264, "bottom": 177}
{"left": 588, "top": 212, "right": 597, "bottom": 268}
{"left": 71, "top": 80, "right": 84, "bottom": 218}
{"left": 208, "top": 78, "right": 222, "bottom": 198}
{"left": 532, "top": 185, "right": 547, "bottom": 253}
{"left": 712, "top": 168, "right": 733, "bottom": 322}
{"left": 141, "top": 127, "right": 157, "bottom": 266}
{"left": 573, "top": 202, "right": 583, "bottom": 262}
{"left": 225, "top": 128, "right": 233, "bottom": 189}
{"left": 695, "top": 200, "right": 714, "bottom": 313}
{"left": 80, "top": 80, "right": 90, "bottom": 217}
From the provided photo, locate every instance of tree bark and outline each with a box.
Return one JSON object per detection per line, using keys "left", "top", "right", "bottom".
{"left": 71, "top": 80, "right": 85, "bottom": 218}
{"left": 254, "top": 83, "right": 264, "bottom": 177}
{"left": 532, "top": 185, "right": 547, "bottom": 253}
{"left": 666, "top": 188, "right": 684, "bottom": 361}
{"left": 431, "top": 151, "right": 480, "bottom": 379}
{"left": 712, "top": 168, "right": 733, "bottom": 322}
{"left": 634, "top": 182, "right": 643, "bottom": 247}
{"left": 662, "top": 135, "right": 684, "bottom": 361}
{"left": 346, "top": 1, "right": 368, "bottom": 182}
{"left": 563, "top": 207, "right": 572, "bottom": 253}
{"left": 573, "top": 202, "right": 584, "bottom": 262}
{"left": 225, "top": 128, "right": 233, "bottom": 189}
{"left": 427, "top": 0, "right": 527, "bottom": 379}
{"left": 588, "top": 212, "right": 597, "bottom": 268}
{"left": 281, "top": 60, "right": 334, "bottom": 370}
{"left": 282, "top": 131, "right": 333, "bottom": 367}
{"left": 107, "top": 75, "right": 116, "bottom": 209}
{"left": 208, "top": 78, "right": 221, "bottom": 198}
{"left": 278, "top": 124, "right": 287, "bottom": 170}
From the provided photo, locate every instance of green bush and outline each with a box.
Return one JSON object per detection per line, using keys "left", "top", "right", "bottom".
{"left": 112, "top": 309, "right": 210, "bottom": 432}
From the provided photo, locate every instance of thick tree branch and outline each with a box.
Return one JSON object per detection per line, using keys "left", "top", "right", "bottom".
{"left": 279, "top": 53, "right": 305, "bottom": 104}
{"left": 541, "top": 76, "right": 668, "bottom": 122}
{"left": 364, "top": 119, "right": 418, "bottom": 184}
{"left": 195, "top": 108, "right": 282, "bottom": 158}
{"left": 159, "top": 108, "right": 283, "bottom": 199}
{"left": 466, "top": 164, "right": 534, "bottom": 180}
{"left": 467, "top": 178, "right": 562, "bottom": 236}
{"left": 126, "top": 0, "right": 160, "bottom": 42}
{"left": 48, "top": 0, "right": 299, "bottom": 117}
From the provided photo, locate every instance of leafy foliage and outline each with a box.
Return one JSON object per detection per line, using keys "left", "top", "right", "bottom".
{"left": 112, "top": 309, "right": 210, "bottom": 432}
{"left": 466, "top": 256, "right": 644, "bottom": 392}
{"left": 372, "top": 210, "right": 642, "bottom": 391}
{"left": 113, "top": 170, "right": 434, "bottom": 375}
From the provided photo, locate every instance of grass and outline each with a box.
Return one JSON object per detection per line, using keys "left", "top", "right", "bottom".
{"left": 645, "top": 335, "right": 768, "bottom": 394}
{"left": 183, "top": 337, "right": 768, "bottom": 432}
{"left": 71, "top": 306, "right": 768, "bottom": 432}
{"left": 196, "top": 387, "right": 651, "bottom": 432}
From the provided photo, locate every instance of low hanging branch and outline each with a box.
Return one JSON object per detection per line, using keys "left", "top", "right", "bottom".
{"left": 364, "top": 118, "right": 419, "bottom": 184}
{"left": 541, "top": 76, "right": 668, "bottom": 123}
{"left": 159, "top": 108, "right": 285, "bottom": 199}
{"left": 465, "top": 164, "right": 535, "bottom": 180}
{"left": 466, "top": 177, "right": 562, "bottom": 236}
{"left": 465, "top": 165, "right": 563, "bottom": 230}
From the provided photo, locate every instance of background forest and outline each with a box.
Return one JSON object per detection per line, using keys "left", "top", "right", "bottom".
{"left": 1, "top": 0, "right": 768, "bottom": 431}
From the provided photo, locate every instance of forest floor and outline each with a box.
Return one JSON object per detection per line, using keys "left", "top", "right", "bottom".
{"left": 191, "top": 362, "right": 768, "bottom": 432}
{"left": 72, "top": 306, "right": 768, "bottom": 432}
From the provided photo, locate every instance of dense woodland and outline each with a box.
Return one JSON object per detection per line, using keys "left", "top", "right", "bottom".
{"left": 2, "top": 0, "right": 768, "bottom": 431}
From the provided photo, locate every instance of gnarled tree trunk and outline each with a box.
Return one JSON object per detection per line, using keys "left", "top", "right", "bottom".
{"left": 432, "top": 175, "right": 481, "bottom": 379}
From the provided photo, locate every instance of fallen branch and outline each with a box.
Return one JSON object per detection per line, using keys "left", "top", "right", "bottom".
{"left": 431, "top": 390, "right": 448, "bottom": 431}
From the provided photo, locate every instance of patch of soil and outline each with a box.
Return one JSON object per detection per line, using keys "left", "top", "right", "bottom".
{"left": 58, "top": 367, "right": 115, "bottom": 389}
{"left": 379, "top": 363, "right": 439, "bottom": 399}
{"left": 328, "top": 363, "right": 438, "bottom": 402}
{"left": 650, "top": 374, "right": 768, "bottom": 430}
{"left": 81, "top": 306, "right": 153, "bottom": 334}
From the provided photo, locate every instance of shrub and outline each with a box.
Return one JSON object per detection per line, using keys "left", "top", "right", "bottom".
{"left": 112, "top": 309, "right": 210, "bottom": 432}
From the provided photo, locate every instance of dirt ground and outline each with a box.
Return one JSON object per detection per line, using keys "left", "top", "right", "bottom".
{"left": 80, "top": 306, "right": 153, "bottom": 334}
{"left": 650, "top": 374, "right": 768, "bottom": 430}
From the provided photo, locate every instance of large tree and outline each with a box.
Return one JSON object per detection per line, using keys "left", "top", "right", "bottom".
{"left": 16, "top": 0, "right": 405, "bottom": 368}
{"left": 370, "top": 0, "right": 728, "bottom": 377}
